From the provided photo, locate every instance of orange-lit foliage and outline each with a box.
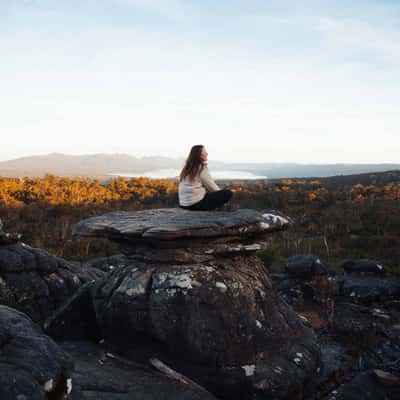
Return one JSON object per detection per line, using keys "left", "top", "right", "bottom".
{"left": 0, "top": 172, "right": 399, "bottom": 269}
{"left": 0, "top": 175, "right": 178, "bottom": 207}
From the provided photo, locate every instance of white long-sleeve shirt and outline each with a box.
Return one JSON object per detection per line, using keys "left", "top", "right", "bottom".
{"left": 178, "top": 163, "right": 220, "bottom": 206}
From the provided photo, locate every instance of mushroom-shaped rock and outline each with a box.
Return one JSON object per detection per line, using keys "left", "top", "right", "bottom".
{"left": 0, "top": 305, "right": 73, "bottom": 399}
{"left": 72, "top": 208, "right": 290, "bottom": 240}
{"left": 72, "top": 208, "right": 319, "bottom": 399}
{"left": 72, "top": 208, "right": 290, "bottom": 263}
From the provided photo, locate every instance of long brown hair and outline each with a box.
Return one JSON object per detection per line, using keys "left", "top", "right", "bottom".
{"left": 179, "top": 145, "right": 205, "bottom": 182}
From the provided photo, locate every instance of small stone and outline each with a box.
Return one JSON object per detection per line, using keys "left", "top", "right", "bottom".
{"left": 216, "top": 281, "right": 227, "bottom": 293}
{"left": 44, "top": 379, "right": 54, "bottom": 392}
{"left": 242, "top": 364, "right": 256, "bottom": 376}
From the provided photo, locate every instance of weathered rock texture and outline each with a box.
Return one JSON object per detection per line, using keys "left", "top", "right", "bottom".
{"left": 72, "top": 208, "right": 290, "bottom": 241}
{"left": 0, "top": 305, "right": 73, "bottom": 400}
{"left": 0, "top": 242, "right": 105, "bottom": 324}
{"left": 73, "top": 208, "right": 320, "bottom": 399}
{"left": 59, "top": 341, "right": 218, "bottom": 400}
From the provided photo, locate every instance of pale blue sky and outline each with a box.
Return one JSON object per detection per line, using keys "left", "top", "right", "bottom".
{"left": 1, "top": 0, "right": 399, "bottom": 163}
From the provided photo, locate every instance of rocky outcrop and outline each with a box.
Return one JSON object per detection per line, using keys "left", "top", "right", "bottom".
{"left": 0, "top": 305, "right": 73, "bottom": 399}
{"left": 72, "top": 208, "right": 320, "bottom": 399}
{"left": 1, "top": 303, "right": 216, "bottom": 400}
{"left": 2, "top": 208, "right": 398, "bottom": 399}
{"left": 271, "top": 254, "right": 400, "bottom": 400}
{"left": 0, "top": 241, "right": 105, "bottom": 324}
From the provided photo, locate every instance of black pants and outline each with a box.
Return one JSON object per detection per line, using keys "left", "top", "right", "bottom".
{"left": 179, "top": 189, "right": 233, "bottom": 211}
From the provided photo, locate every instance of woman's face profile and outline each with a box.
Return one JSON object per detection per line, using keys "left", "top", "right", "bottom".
{"left": 200, "top": 147, "right": 208, "bottom": 162}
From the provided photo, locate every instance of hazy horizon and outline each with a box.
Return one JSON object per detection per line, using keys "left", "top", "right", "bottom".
{"left": 0, "top": 151, "right": 399, "bottom": 166}
{"left": 2, "top": 1, "right": 399, "bottom": 164}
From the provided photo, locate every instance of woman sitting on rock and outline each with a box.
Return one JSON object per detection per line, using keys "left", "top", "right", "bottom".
{"left": 178, "top": 145, "right": 233, "bottom": 211}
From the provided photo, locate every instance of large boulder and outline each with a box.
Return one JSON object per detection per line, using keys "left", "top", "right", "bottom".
{"left": 285, "top": 255, "right": 329, "bottom": 278}
{"left": 73, "top": 208, "right": 320, "bottom": 399}
{"left": 0, "top": 305, "right": 73, "bottom": 399}
{"left": 341, "top": 259, "right": 386, "bottom": 276}
{"left": 0, "top": 242, "right": 105, "bottom": 324}
{"left": 330, "top": 275, "right": 400, "bottom": 304}
{"left": 93, "top": 257, "right": 319, "bottom": 399}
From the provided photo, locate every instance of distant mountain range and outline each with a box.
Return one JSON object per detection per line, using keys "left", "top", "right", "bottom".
{"left": 0, "top": 153, "right": 398, "bottom": 179}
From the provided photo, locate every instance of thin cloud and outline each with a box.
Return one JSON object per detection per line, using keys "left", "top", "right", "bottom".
{"left": 109, "top": 0, "right": 192, "bottom": 20}
{"left": 309, "top": 15, "right": 400, "bottom": 64}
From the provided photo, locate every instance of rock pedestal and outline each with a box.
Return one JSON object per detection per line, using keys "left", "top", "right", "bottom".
{"left": 73, "top": 208, "right": 320, "bottom": 399}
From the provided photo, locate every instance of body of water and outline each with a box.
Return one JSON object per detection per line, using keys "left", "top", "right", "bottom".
{"left": 108, "top": 169, "right": 267, "bottom": 180}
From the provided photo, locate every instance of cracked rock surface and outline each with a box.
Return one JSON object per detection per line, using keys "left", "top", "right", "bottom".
{"left": 0, "top": 242, "right": 104, "bottom": 324}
